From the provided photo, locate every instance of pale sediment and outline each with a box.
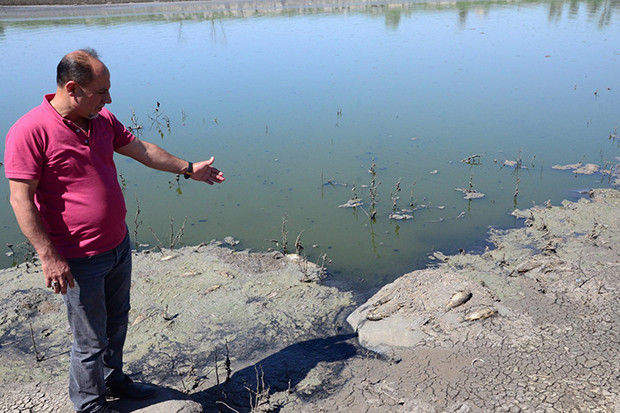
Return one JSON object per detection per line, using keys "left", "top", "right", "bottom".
{"left": 342, "top": 188, "right": 620, "bottom": 412}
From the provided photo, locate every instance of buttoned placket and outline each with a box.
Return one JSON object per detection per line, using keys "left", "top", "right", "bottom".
{"left": 63, "top": 119, "right": 90, "bottom": 146}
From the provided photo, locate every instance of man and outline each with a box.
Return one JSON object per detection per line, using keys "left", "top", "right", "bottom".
{"left": 4, "top": 49, "right": 225, "bottom": 413}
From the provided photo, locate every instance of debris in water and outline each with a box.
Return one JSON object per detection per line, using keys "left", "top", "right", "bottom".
{"left": 224, "top": 236, "right": 239, "bottom": 246}
{"left": 455, "top": 187, "right": 485, "bottom": 199}
{"left": 552, "top": 162, "right": 600, "bottom": 175}
{"left": 339, "top": 198, "right": 364, "bottom": 208}
{"left": 389, "top": 212, "right": 413, "bottom": 220}
{"left": 552, "top": 162, "right": 583, "bottom": 171}
{"left": 461, "top": 154, "right": 482, "bottom": 165}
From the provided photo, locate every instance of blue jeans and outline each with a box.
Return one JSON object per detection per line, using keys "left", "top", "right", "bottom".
{"left": 63, "top": 233, "right": 132, "bottom": 413}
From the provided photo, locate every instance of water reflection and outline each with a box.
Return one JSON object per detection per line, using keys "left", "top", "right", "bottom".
{"left": 0, "top": 0, "right": 618, "bottom": 291}
{"left": 0, "top": 0, "right": 618, "bottom": 29}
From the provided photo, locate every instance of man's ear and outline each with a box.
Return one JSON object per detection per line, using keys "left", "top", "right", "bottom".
{"left": 65, "top": 80, "right": 79, "bottom": 97}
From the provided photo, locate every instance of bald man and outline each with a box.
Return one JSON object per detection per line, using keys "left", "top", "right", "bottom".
{"left": 4, "top": 49, "right": 225, "bottom": 413}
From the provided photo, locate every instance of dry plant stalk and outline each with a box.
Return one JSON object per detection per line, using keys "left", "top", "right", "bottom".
{"left": 133, "top": 195, "right": 142, "bottom": 247}
{"left": 513, "top": 149, "right": 523, "bottom": 206}
{"left": 294, "top": 230, "right": 304, "bottom": 254}
{"left": 245, "top": 365, "right": 272, "bottom": 413}
{"left": 147, "top": 226, "right": 164, "bottom": 254}
{"left": 281, "top": 216, "right": 288, "bottom": 254}
{"left": 29, "top": 321, "right": 44, "bottom": 362}
{"left": 169, "top": 216, "right": 187, "bottom": 249}
{"left": 391, "top": 178, "right": 402, "bottom": 213}
{"left": 369, "top": 159, "right": 380, "bottom": 220}
{"left": 409, "top": 180, "right": 417, "bottom": 208}
{"left": 225, "top": 341, "right": 232, "bottom": 382}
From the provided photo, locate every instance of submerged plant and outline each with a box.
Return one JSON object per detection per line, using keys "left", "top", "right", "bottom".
{"left": 148, "top": 101, "right": 171, "bottom": 139}
{"left": 368, "top": 159, "right": 380, "bottom": 220}
{"left": 127, "top": 109, "right": 143, "bottom": 138}
{"left": 391, "top": 178, "right": 402, "bottom": 213}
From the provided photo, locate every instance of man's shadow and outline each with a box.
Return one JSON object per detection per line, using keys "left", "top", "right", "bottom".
{"left": 195, "top": 332, "right": 358, "bottom": 412}
{"left": 109, "top": 333, "right": 358, "bottom": 412}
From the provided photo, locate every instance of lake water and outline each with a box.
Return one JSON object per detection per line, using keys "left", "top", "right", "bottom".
{"left": 1, "top": 0, "right": 619, "bottom": 291}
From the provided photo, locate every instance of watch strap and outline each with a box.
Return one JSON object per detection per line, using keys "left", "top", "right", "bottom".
{"left": 183, "top": 161, "right": 193, "bottom": 179}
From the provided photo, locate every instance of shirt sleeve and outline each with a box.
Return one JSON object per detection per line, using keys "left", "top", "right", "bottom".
{"left": 100, "top": 108, "right": 136, "bottom": 150}
{"left": 4, "top": 121, "right": 44, "bottom": 181}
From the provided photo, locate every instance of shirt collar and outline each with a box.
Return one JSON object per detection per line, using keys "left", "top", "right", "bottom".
{"left": 43, "top": 93, "right": 82, "bottom": 128}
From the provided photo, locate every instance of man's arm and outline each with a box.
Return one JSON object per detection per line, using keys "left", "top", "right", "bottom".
{"left": 8, "top": 179, "right": 75, "bottom": 294}
{"left": 116, "top": 139, "right": 225, "bottom": 185}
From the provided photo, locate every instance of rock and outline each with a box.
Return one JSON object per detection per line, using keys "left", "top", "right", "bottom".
{"left": 346, "top": 268, "right": 505, "bottom": 351}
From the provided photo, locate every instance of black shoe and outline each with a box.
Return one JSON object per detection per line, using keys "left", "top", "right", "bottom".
{"left": 106, "top": 374, "right": 156, "bottom": 400}
{"left": 92, "top": 405, "right": 120, "bottom": 413}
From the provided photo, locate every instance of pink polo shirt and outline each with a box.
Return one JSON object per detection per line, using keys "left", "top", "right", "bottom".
{"left": 4, "top": 94, "right": 135, "bottom": 258}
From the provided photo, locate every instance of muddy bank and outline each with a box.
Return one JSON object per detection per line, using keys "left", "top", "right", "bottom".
{"left": 0, "top": 243, "right": 356, "bottom": 412}
{"left": 1, "top": 188, "right": 619, "bottom": 412}
{"left": 336, "top": 188, "right": 620, "bottom": 412}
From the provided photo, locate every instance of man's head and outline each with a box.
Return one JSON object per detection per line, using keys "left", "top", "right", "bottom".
{"left": 56, "top": 48, "right": 101, "bottom": 87}
{"left": 55, "top": 49, "right": 112, "bottom": 120}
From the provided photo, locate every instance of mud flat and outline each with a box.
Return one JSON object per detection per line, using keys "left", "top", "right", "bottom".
{"left": 0, "top": 188, "right": 619, "bottom": 412}
{"left": 0, "top": 244, "right": 355, "bottom": 412}
{"left": 330, "top": 188, "right": 620, "bottom": 412}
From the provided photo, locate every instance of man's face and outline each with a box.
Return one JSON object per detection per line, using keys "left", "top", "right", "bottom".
{"left": 73, "top": 61, "right": 112, "bottom": 120}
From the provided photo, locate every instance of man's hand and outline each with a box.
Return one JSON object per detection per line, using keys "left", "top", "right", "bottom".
{"left": 9, "top": 178, "right": 75, "bottom": 295}
{"left": 116, "top": 140, "right": 225, "bottom": 185}
{"left": 192, "top": 157, "right": 225, "bottom": 185}
{"left": 42, "top": 253, "right": 75, "bottom": 295}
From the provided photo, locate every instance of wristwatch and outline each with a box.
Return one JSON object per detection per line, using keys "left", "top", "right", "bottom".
{"left": 183, "top": 161, "right": 193, "bottom": 179}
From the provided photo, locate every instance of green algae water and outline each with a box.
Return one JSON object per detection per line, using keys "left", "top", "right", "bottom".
{"left": 1, "top": 0, "right": 619, "bottom": 290}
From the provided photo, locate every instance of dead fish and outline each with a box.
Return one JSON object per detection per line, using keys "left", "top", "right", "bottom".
{"left": 366, "top": 308, "right": 386, "bottom": 321}
{"left": 131, "top": 314, "right": 147, "bottom": 326}
{"left": 374, "top": 293, "right": 393, "bottom": 307}
{"left": 180, "top": 271, "right": 201, "bottom": 278}
{"left": 160, "top": 254, "right": 177, "bottom": 261}
{"left": 216, "top": 270, "right": 235, "bottom": 279}
{"left": 446, "top": 291, "right": 472, "bottom": 310}
{"left": 464, "top": 308, "right": 497, "bottom": 322}
{"left": 204, "top": 284, "right": 222, "bottom": 294}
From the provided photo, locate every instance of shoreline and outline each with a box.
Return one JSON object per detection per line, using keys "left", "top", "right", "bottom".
{"left": 0, "top": 188, "right": 618, "bottom": 412}
{"left": 0, "top": 0, "right": 514, "bottom": 19}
